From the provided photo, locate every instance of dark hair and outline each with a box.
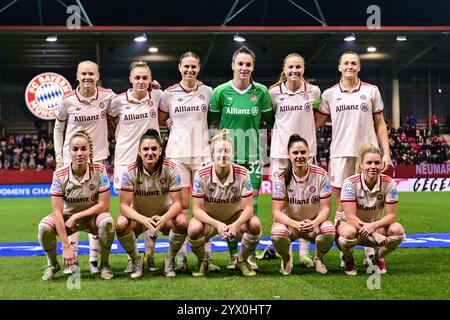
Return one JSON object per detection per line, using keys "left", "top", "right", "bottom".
{"left": 232, "top": 46, "right": 257, "bottom": 96}
{"left": 338, "top": 51, "right": 360, "bottom": 65}
{"left": 136, "top": 129, "right": 165, "bottom": 178}
{"left": 179, "top": 51, "right": 201, "bottom": 65}
{"left": 284, "top": 134, "right": 309, "bottom": 188}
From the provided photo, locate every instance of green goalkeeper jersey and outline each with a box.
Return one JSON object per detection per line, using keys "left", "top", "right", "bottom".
{"left": 209, "top": 80, "right": 274, "bottom": 164}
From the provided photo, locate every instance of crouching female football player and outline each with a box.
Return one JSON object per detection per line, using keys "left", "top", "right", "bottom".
{"left": 336, "top": 143, "right": 405, "bottom": 276}
{"left": 38, "top": 129, "right": 115, "bottom": 280}
{"left": 187, "top": 129, "right": 262, "bottom": 277}
{"left": 115, "top": 129, "right": 186, "bottom": 278}
{"left": 271, "top": 134, "right": 335, "bottom": 275}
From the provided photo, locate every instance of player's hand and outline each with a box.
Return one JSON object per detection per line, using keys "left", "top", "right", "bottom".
{"left": 359, "top": 223, "right": 376, "bottom": 237}
{"left": 301, "top": 220, "right": 315, "bottom": 233}
{"left": 381, "top": 154, "right": 391, "bottom": 173}
{"left": 143, "top": 216, "right": 159, "bottom": 233}
{"left": 65, "top": 215, "right": 78, "bottom": 230}
{"left": 372, "top": 232, "right": 387, "bottom": 246}
{"left": 226, "top": 223, "right": 238, "bottom": 239}
{"left": 56, "top": 162, "right": 64, "bottom": 169}
{"left": 62, "top": 246, "right": 76, "bottom": 267}
{"left": 217, "top": 223, "right": 229, "bottom": 240}
{"left": 150, "top": 80, "right": 161, "bottom": 90}
{"left": 166, "top": 118, "right": 173, "bottom": 130}
{"left": 153, "top": 215, "right": 167, "bottom": 234}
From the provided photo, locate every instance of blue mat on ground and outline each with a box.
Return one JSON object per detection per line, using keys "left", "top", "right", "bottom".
{"left": 1, "top": 233, "right": 449, "bottom": 257}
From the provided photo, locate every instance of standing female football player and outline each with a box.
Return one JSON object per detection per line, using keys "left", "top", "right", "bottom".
{"left": 108, "top": 60, "right": 164, "bottom": 273}
{"left": 53, "top": 60, "right": 115, "bottom": 274}
{"left": 336, "top": 143, "right": 405, "bottom": 275}
{"left": 159, "top": 52, "right": 219, "bottom": 272}
{"left": 208, "top": 46, "right": 274, "bottom": 270}
{"left": 269, "top": 53, "right": 321, "bottom": 269}
{"left": 38, "top": 129, "right": 114, "bottom": 280}
{"left": 187, "top": 129, "right": 262, "bottom": 277}
{"left": 115, "top": 129, "right": 186, "bottom": 278}
{"left": 271, "top": 134, "right": 335, "bottom": 275}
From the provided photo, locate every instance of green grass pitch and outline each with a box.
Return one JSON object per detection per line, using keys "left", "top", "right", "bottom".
{"left": 0, "top": 192, "right": 449, "bottom": 300}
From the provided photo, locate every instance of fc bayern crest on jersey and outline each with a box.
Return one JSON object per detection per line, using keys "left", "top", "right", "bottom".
{"left": 25, "top": 72, "right": 72, "bottom": 120}
{"left": 360, "top": 95, "right": 367, "bottom": 100}
{"left": 199, "top": 94, "right": 205, "bottom": 101}
{"left": 309, "top": 186, "right": 316, "bottom": 193}
{"left": 360, "top": 103, "right": 369, "bottom": 112}
{"left": 304, "top": 102, "right": 312, "bottom": 112}
{"left": 377, "top": 193, "right": 384, "bottom": 200}
{"left": 147, "top": 100, "right": 154, "bottom": 107}
{"left": 303, "top": 94, "right": 309, "bottom": 100}
{"left": 231, "top": 186, "right": 238, "bottom": 193}
{"left": 89, "top": 184, "right": 95, "bottom": 191}
{"left": 160, "top": 178, "right": 167, "bottom": 184}
{"left": 250, "top": 95, "right": 257, "bottom": 102}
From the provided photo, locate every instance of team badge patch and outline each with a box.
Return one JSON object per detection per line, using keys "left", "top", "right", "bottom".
{"left": 360, "top": 103, "right": 369, "bottom": 112}
{"left": 175, "top": 175, "right": 181, "bottom": 186}
{"left": 160, "top": 178, "right": 167, "bottom": 184}
{"left": 303, "top": 94, "right": 309, "bottom": 100}
{"left": 193, "top": 179, "right": 202, "bottom": 191}
{"left": 25, "top": 72, "right": 73, "bottom": 120}
{"left": 391, "top": 188, "right": 398, "bottom": 199}
{"left": 360, "top": 95, "right": 367, "bottom": 100}
{"left": 199, "top": 95, "right": 205, "bottom": 101}
{"left": 377, "top": 193, "right": 384, "bottom": 200}
{"left": 323, "top": 182, "right": 331, "bottom": 193}
{"left": 304, "top": 102, "right": 312, "bottom": 112}
{"left": 231, "top": 186, "right": 238, "bottom": 193}
{"left": 147, "top": 100, "right": 154, "bottom": 107}
{"left": 99, "top": 102, "right": 108, "bottom": 110}
{"left": 250, "top": 95, "right": 257, "bottom": 102}
{"left": 101, "top": 175, "right": 109, "bottom": 186}
{"left": 89, "top": 184, "right": 95, "bottom": 191}
{"left": 309, "top": 186, "right": 316, "bottom": 193}
{"left": 343, "top": 185, "right": 355, "bottom": 198}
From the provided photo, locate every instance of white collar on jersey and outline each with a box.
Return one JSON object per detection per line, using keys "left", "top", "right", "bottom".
{"left": 75, "top": 87, "right": 98, "bottom": 103}
{"left": 229, "top": 80, "right": 252, "bottom": 94}
{"left": 281, "top": 80, "right": 307, "bottom": 95}
{"left": 212, "top": 164, "right": 234, "bottom": 187}
{"left": 126, "top": 89, "right": 150, "bottom": 103}
{"left": 68, "top": 163, "right": 91, "bottom": 185}
{"left": 339, "top": 78, "right": 361, "bottom": 93}
{"left": 360, "top": 173, "right": 381, "bottom": 193}
{"left": 292, "top": 165, "right": 310, "bottom": 183}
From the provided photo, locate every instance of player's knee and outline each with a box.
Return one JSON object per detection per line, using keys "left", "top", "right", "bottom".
{"left": 337, "top": 224, "right": 357, "bottom": 239}
{"left": 115, "top": 215, "right": 131, "bottom": 235}
{"left": 248, "top": 216, "right": 261, "bottom": 234}
{"left": 187, "top": 218, "right": 204, "bottom": 239}
{"left": 96, "top": 212, "right": 113, "bottom": 228}
{"left": 319, "top": 220, "right": 336, "bottom": 236}
{"left": 388, "top": 222, "right": 405, "bottom": 236}
{"left": 175, "top": 214, "right": 188, "bottom": 233}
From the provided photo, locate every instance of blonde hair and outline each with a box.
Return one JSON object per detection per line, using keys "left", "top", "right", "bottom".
{"left": 355, "top": 143, "right": 382, "bottom": 173}
{"left": 338, "top": 51, "right": 361, "bottom": 65}
{"left": 129, "top": 60, "right": 151, "bottom": 75}
{"left": 210, "top": 129, "right": 233, "bottom": 154}
{"left": 77, "top": 60, "right": 99, "bottom": 74}
{"left": 70, "top": 128, "right": 94, "bottom": 165}
{"left": 179, "top": 52, "right": 200, "bottom": 65}
{"left": 274, "top": 53, "right": 305, "bottom": 85}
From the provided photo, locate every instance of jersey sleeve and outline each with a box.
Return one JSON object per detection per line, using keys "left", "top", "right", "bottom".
{"left": 120, "top": 169, "right": 134, "bottom": 192}
{"left": 319, "top": 174, "right": 332, "bottom": 199}
{"left": 385, "top": 180, "right": 399, "bottom": 204}
{"left": 107, "top": 96, "right": 122, "bottom": 117}
{"left": 209, "top": 87, "right": 222, "bottom": 113}
{"left": 169, "top": 166, "right": 182, "bottom": 192}
{"left": 241, "top": 173, "right": 253, "bottom": 198}
{"left": 159, "top": 90, "right": 169, "bottom": 113}
{"left": 98, "top": 168, "right": 110, "bottom": 193}
{"left": 372, "top": 86, "right": 384, "bottom": 114}
{"left": 260, "top": 87, "right": 275, "bottom": 127}
{"left": 340, "top": 179, "right": 357, "bottom": 202}
{"left": 50, "top": 173, "right": 63, "bottom": 197}
{"left": 272, "top": 171, "right": 286, "bottom": 201}
{"left": 318, "top": 90, "right": 331, "bottom": 115}
{"left": 192, "top": 171, "right": 205, "bottom": 198}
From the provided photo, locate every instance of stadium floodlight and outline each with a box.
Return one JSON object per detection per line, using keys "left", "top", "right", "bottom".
{"left": 344, "top": 33, "right": 356, "bottom": 42}
{"left": 46, "top": 35, "right": 57, "bottom": 42}
{"left": 134, "top": 34, "right": 147, "bottom": 42}
{"left": 233, "top": 34, "right": 246, "bottom": 42}
{"left": 148, "top": 47, "right": 158, "bottom": 53}
{"left": 367, "top": 46, "right": 377, "bottom": 52}
{"left": 396, "top": 35, "right": 407, "bottom": 41}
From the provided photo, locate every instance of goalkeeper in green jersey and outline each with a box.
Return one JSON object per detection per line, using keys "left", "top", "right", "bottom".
{"left": 208, "top": 46, "right": 275, "bottom": 270}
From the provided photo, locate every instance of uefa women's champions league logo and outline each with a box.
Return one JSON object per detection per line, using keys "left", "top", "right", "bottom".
{"left": 25, "top": 72, "right": 73, "bottom": 120}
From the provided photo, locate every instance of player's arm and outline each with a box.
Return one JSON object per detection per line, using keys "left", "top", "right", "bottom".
{"left": 53, "top": 118, "right": 66, "bottom": 168}
{"left": 272, "top": 198, "right": 301, "bottom": 229}
{"left": 228, "top": 194, "right": 254, "bottom": 237}
{"left": 315, "top": 112, "right": 329, "bottom": 129}
{"left": 158, "top": 110, "right": 169, "bottom": 128}
{"left": 157, "top": 189, "right": 183, "bottom": 232}
{"left": 341, "top": 200, "right": 364, "bottom": 231}
{"left": 158, "top": 90, "right": 169, "bottom": 127}
{"left": 120, "top": 189, "right": 149, "bottom": 224}
{"left": 192, "top": 196, "right": 227, "bottom": 233}
{"left": 260, "top": 89, "right": 275, "bottom": 128}
{"left": 312, "top": 195, "right": 332, "bottom": 227}
{"left": 207, "top": 88, "right": 222, "bottom": 128}
{"left": 374, "top": 112, "right": 391, "bottom": 172}
{"left": 51, "top": 195, "right": 76, "bottom": 265}
{"left": 65, "top": 189, "right": 110, "bottom": 229}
